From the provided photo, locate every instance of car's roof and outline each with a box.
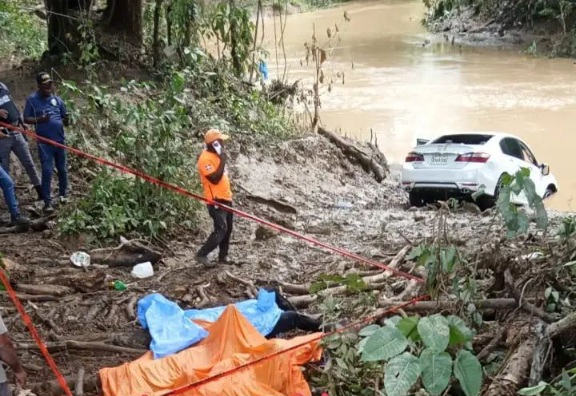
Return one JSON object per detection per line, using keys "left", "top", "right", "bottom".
{"left": 435, "top": 131, "right": 519, "bottom": 140}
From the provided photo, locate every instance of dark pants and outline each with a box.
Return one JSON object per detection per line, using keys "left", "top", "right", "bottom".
{"left": 268, "top": 311, "right": 322, "bottom": 338}
{"left": 266, "top": 286, "right": 322, "bottom": 338}
{"left": 197, "top": 200, "right": 233, "bottom": 260}
{"left": 38, "top": 143, "right": 67, "bottom": 205}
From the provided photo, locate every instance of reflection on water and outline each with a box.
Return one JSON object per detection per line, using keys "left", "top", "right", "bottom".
{"left": 262, "top": 0, "right": 576, "bottom": 211}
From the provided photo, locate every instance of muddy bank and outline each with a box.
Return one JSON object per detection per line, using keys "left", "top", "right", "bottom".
{"left": 0, "top": 130, "right": 573, "bottom": 394}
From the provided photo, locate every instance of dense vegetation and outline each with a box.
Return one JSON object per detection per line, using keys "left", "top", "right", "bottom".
{"left": 423, "top": 0, "right": 576, "bottom": 56}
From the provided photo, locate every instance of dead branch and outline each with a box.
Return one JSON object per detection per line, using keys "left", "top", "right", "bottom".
{"left": 0, "top": 292, "right": 60, "bottom": 302}
{"left": 477, "top": 327, "right": 507, "bottom": 361}
{"left": 547, "top": 311, "right": 576, "bottom": 338}
{"left": 31, "top": 373, "right": 99, "bottom": 396}
{"left": 16, "top": 340, "right": 146, "bottom": 355}
{"left": 195, "top": 284, "right": 210, "bottom": 308}
{"left": 224, "top": 271, "right": 258, "bottom": 296}
{"left": 288, "top": 294, "right": 317, "bottom": 309}
{"left": 484, "top": 329, "right": 538, "bottom": 396}
{"left": 16, "top": 283, "right": 74, "bottom": 296}
{"left": 75, "top": 367, "right": 85, "bottom": 396}
{"left": 126, "top": 296, "right": 137, "bottom": 320}
{"left": 504, "top": 269, "right": 557, "bottom": 323}
{"left": 318, "top": 127, "right": 389, "bottom": 182}
{"left": 89, "top": 239, "right": 162, "bottom": 267}
{"left": 105, "top": 303, "right": 119, "bottom": 323}
{"left": 378, "top": 298, "right": 537, "bottom": 312}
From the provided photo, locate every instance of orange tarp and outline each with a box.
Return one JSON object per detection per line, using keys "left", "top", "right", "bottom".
{"left": 99, "top": 305, "right": 323, "bottom": 396}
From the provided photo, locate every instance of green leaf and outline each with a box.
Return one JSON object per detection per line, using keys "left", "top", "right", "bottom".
{"left": 358, "top": 324, "right": 380, "bottom": 337}
{"left": 396, "top": 316, "right": 420, "bottom": 341}
{"left": 447, "top": 315, "right": 474, "bottom": 347}
{"left": 417, "top": 314, "right": 450, "bottom": 352}
{"left": 518, "top": 382, "right": 549, "bottom": 395}
{"left": 361, "top": 325, "right": 408, "bottom": 362}
{"left": 384, "top": 352, "right": 421, "bottom": 396}
{"left": 420, "top": 349, "right": 452, "bottom": 395}
{"left": 454, "top": 350, "right": 483, "bottom": 396}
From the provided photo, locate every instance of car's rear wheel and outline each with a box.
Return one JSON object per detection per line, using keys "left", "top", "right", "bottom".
{"left": 409, "top": 191, "right": 426, "bottom": 207}
{"left": 476, "top": 174, "right": 506, "bottom": 212}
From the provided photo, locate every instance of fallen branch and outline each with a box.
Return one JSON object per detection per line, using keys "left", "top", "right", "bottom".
{"left": 31, "top": 373, "right": 99, "bottom": 396}
{"left": 16, "top": 340, "right": 146, "bottom": 355}
{"left": 75, "top": 367, "right": 85, "bottom": 396}
{"left": 477, "top": 326, "right": 507, "bottom": 361}
{"left": 484, "top": 329, "right": 538, "bottom": 396}
{"left": 89, "top": 239, "right": 162, "bottom": 267}
{"left": 126, "top": 296, "right": 137, "bottom": 321}
{"left": 504, "top": 269, "right": 556, "bottom": 323}
{"left": 225, "top": 271, "right": 258, "bottom": 296}
{"left": 195, "top": 283, "right": 210, "bottom": 308}
{"left": 547, "top": 311, "right": 576, "bottom": 339}
{"left": 378, "top": 298, "right": 537, "bottom": 312}
{"left": 16, "top": 283, "right": 74, "bottom": 296}
{"left": 318, "top": 127, "right": 389, "bottom": 182}
{"left": 280, "top": 245, "right": 412, "bottom": 296}
{"left": 0, "top": 292, "right": 60, "bottom": 302}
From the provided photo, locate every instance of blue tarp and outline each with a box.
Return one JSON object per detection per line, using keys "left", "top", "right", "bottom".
{"left": 137, "top": 288, "right": 283, "bottom": 359}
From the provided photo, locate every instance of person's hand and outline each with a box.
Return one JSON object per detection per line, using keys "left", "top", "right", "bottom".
{"left": 0, "top": 109, "right": 8, "bottom": 119}
{"left": 37, "top": 114, "right": 50, "bottom": 123}
{"left": 219, "top": 150, "right": 227, "bottom": 162}
{"left": 14, "top": 368, "right": 26, "bottom": 388}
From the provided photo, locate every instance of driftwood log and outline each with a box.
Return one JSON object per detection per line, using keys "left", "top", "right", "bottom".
{"left": 318, "top": 127, "right": 389, "bottom": 182}
{"left": 88, "top": 239, "right": 162, "bottom": 267}
{"left": 377, "top": 298, "right": 538, "bottom": 312}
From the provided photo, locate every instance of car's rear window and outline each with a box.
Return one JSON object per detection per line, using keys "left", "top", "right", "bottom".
{"left": 431, "top": 134, "right": 493, "bottom": 145}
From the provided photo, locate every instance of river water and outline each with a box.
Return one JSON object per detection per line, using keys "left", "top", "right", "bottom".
{"left": 262, "top": 0, "right": 576, "bottom": 212}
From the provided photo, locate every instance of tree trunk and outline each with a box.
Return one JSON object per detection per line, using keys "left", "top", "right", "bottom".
{"left": 45, "top": 0, "right": 76, "bottom": 55}
{"left": 229, "top": 0, "right": 242, "bottom": 76}
{"left": 106, "top": 0, "right": 143, "bottom": 45}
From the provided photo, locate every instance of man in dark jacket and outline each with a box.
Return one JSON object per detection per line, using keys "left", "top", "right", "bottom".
{"left": 0, "top": 82, "right": 43, "bottom": 201}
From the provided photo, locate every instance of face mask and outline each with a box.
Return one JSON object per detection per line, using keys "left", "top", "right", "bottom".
{"left": 212, "top": 141, "right": 222, "bottom": 154}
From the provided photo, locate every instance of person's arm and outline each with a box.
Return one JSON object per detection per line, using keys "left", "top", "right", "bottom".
{"left": 59, "top": 97, "right": 70, "bottom": 127}
{"left": 23, "top": 98, "right": 48, "bottom": 125}
{"left": 0, "top": 318, "right": 25, "bottom": 388}
{"left": 206, "top": 152, "right": 227, "bottom": 184}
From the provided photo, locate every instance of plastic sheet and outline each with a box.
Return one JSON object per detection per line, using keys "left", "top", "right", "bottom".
{"left": 137, "top": 289, "right": 283, "bottom": 359}
{"left": 100, "top": 304, "right": 323, "bottom": 396}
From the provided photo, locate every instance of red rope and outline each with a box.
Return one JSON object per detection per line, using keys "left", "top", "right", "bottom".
{"left": 0, "top": 121, "right": 424, "bottom": 283}
{"left": 0, "top": 268, "right": 73, "bottom": 396}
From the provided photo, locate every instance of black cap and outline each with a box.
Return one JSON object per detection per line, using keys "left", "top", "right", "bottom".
{"left": 36, "top": 72, "right": 52, "bottom": 85}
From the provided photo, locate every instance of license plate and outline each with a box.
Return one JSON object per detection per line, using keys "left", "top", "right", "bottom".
{"left": 430, "top": 153, "right": 448, "bottom": 165}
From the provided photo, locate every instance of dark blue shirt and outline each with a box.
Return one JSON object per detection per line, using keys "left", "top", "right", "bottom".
{"left": 23, "top": 91, "right": 68, "bottom": 143}
{"left": 0, "top": 82, "right": 22, "bottom": 125}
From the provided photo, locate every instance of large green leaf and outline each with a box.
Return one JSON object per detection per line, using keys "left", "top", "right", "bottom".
{"left": 420, "top": 349, "right": 452, "bottom": 395}
{"left": 384, "top": 352, "right": 421, "bottom": 396}
{"left": 446, "top": 315, "right": 474, "bottom": 347}
{"left": 397, "top": 316, "right": 420, "bottom": 342}
{"left": 361, "top": 326, "right": 408, "bottom": 362}
{"left": 518, "top": 382, "right": 548, "bottom": 395}
{"left": 454, "top": 350, "right": 483, "bottom": 396}
{"left": 417, "top": 314, "right": 450, "bottom": 352}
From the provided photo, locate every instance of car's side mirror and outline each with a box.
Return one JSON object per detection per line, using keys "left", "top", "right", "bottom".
{"left": 540, "top": 163, "right": 550, "bottom": 176}
{"left": 416, "top": 138, "right": 430, "bottom": 146}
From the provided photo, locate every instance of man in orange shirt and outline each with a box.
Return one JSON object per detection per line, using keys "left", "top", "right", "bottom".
{"left": 196, "top": 129, "right": 234, "bottom": 268}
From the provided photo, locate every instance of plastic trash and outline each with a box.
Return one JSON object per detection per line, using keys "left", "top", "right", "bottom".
{"left": 131, "top": 261, "right": 154, "bottom": 279}
{"left": 109, "top": 280, "right": 127, "bottom": 291}
{"left": 334, "top": 201, "right": 354, "bottom": 209}
{"left": 70, "top": 251, "right": 90, "bottom": 268}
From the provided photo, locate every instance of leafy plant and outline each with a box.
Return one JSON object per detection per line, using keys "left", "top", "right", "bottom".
{"left": 496, "top": 168, "right": 549, "bottom": 238}
{"left": 0, "top": 0, "right": 46, "bottom": 60}
{"left": 360, "top": 313, "right": 482, "bottom": 396}
{"left": 519, "top": 367, "right": 576, "bottom": 395}
{"left": 310, "top": 273, "right": 367, "bottom": 294}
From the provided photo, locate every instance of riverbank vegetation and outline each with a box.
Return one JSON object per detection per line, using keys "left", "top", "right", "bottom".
{"left": 422, "top": 0, "right": 576, "bottom": 57}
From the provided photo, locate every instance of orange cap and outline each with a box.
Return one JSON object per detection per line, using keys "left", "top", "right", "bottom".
{"left": 204, "top": 129, "right": 230, "bottom": 145}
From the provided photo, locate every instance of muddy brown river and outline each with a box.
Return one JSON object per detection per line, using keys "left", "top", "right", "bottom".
{"left": 262, "top": 0, "right": 576, "bottom": 212}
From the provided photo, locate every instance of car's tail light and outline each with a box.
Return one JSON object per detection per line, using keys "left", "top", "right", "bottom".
{"left": 455, "top": 152, "right": 490, "bottom": 163}
{"left": 405, "top": 152, "right": 424, "bottom": 162}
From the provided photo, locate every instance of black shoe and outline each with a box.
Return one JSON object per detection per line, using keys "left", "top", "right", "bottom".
{"left": 43, "top": 204, "right": 55, "bottom": 214}
{"left": 196, "top": 255, "right": 216, "bottom": 268}
{"left": 10, "top": 215, "right": 30, "bottom": 230}
{"left": 218, "top": 257, "right": 233, "bottom": 265}
{"left": 34, "top": 185, "right": 43, "bottom": 201}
